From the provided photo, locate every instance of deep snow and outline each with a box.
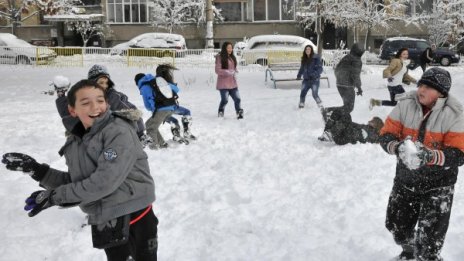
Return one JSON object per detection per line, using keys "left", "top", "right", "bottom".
{"left": 0, "top": 63, "right": 463, "bottom": 261}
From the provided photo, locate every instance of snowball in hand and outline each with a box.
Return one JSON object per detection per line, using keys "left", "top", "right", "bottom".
{"left": 398, "top": 139, "right": 422, "bottom": 170}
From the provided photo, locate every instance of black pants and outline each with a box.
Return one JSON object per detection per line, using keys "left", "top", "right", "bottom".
{"left": 105, "top": 208, "right": 159, "bottom": 261}
{"left": 386, "top": 183, "right": 454, "bottom": 260}
{"left": 381, "top": 85, "right": 405, "bottom": 107}
{"left": 325, "top": 85, "right": 355, "bottom": 117}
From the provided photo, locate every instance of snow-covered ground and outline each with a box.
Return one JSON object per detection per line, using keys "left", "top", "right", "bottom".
{"left": 1, "top": 64, "right": 464, "bottom": 261}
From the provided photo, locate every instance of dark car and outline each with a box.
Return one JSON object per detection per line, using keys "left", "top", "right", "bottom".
{"left": 379, "top": 37, "right": 460, "bottom": 68}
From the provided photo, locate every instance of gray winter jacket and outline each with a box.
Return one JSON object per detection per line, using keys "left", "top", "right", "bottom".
{"left": 334, "top": 43, "right": 365, "bottom": 89}
{"left": 40, "top": 109, "right": 155, "bottom": 225}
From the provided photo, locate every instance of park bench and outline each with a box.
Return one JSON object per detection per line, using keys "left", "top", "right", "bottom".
{"left": 265, "top": 62, "right": 330, "bottom": 89}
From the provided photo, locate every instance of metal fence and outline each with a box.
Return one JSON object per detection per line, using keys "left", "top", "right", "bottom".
{"left": 0, "top": 47, "right": 358, "bottom": 69}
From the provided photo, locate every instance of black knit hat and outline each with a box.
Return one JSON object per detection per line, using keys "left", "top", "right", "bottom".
{"left": 417, "top": 67, "right": 451, "bottom": 95}
{"left": 134, "top": 73, "right": 145, "bottom": 85}
{"left": 87, "top": 64, "right": 114, "bottom": 88}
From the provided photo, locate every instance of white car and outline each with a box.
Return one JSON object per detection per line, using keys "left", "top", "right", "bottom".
{"left": 0, "top": 33, "right": 56, "bottom": 65}
{"left": 110, "top": 33, "right": 187, "bottom": 57}
{"left": 241, "top": 35, "right": 317, "bottom": 65}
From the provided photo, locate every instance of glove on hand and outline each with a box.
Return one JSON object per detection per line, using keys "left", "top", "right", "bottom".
{"left": 356, "top": 88, "right": 363, "bottom": 96}
{"left": 24, "top": 190, "right": 56, "bottom": 217}
{"left": 388, "top": 77, "right": 394, "bottom": 83}
{"left": 296, "top": 76, "right": 301, "bottom": 80}
{"left": 2, "top": 153, "right": 49, "bottom": 181}
{"left": 56, "top": 87, "right": 68, "bottom": 98}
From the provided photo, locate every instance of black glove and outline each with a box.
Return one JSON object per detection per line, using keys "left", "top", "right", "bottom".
{"left": 296, "top": 76, "right": 301, "bottom": 80}
{"left": 24, "top": 190, "right": 56, "bottom": 217}
{"left": 56, "top": 87, "right": 68, "bottom": 98}
{"left": 356, "top": 88, "right": 363, "bottom": 96}
{"left": 2, "top": 153, "right": 49, "bottom": 181}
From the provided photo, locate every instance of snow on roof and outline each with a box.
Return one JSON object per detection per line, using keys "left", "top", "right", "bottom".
{"left": 385, "top": 37, "right": 427, "bottom": 42}
{"left": 247, "top": 35, "right": 312, "bottom": 45}
{"left": 44, "top": 14, "right": 104, "bottom": 22}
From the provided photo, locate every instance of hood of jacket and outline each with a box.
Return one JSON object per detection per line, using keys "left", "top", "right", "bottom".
{"left": 350, "top": 43, "right": 365, "bottom": 57}
{"left": 137, "top": 73, "right": 155, "bottom": 89}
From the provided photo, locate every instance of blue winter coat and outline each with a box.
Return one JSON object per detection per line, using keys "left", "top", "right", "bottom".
{"left": 297, "top": 55, "right": 323, "bottom": 81}
{"left": 137, "top": 74, "right": 180, "bottom": 112}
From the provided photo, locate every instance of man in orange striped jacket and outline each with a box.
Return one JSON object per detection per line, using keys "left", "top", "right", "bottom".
{"left": 379, "top": 67, "right": 464, "bottom": 261}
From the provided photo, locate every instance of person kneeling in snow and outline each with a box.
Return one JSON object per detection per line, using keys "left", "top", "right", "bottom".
{"left": 379, "top": 67, "right": 464, "bottom": 261}
{"left": 2, "top": 80, "right": 158, "bottom": 261}
{"left": 319, "top": 108, "right": 383, "bottom": 145}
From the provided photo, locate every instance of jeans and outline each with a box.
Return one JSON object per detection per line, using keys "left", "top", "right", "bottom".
{"left": 299, "top": 79, "right": 322, "bottom": 104}
{"left": 165, "top": 106, "right": 191, "bottom": 127}
{"left": 218, "top": 88, "right": 242, "bottom": 113}
{"left": 381, "top": 85, "right": 405, "bottom": 107}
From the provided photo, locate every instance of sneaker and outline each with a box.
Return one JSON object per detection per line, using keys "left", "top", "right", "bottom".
{"left": 160, "top": 142, "right": 169, "bottom": 149}
{"left": 318, "top": 131, "right": 333, "bottom": 142}
{"left": 298, "top": 102, "right": 304, "bottom": 109}
{"left": 237, "top": 109, "right": 244, "bottom": 119}
{"left": 369, "top": 99, "right": 381, "bottom": 111}
{"left": 148, "top": 143, "right": 159, "bottom": 150}
{"left": 317, "top": 102, "right": 324, "bottom": 109}
{"left": 218, "top": 111, "right": 224, "bottom": 117}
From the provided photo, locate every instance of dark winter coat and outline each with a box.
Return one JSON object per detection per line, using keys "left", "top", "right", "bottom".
{"left": 379, "top": 91, "right": 464, "bottom": 192}
{"left": 325, "top": 109, "right": 380, "bottom": 145}
{"left": 334, "top": 43, "right": 364, "bottom": 89}
{"left": 56, "top": 87, "right": 145, "bottom": 137}
{"left": 297, "top": 54, "right": 323, "bottom": 81}
{"left": 420, "top": 47, "right": 434, "bottom": 64}
{"left": 39, "top": 109, "right": 155, "bottom": 225}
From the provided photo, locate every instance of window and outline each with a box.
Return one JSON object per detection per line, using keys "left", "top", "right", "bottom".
{"left": 253, "top": 0, "right": 295, "bottom": 21}
{"left": 215, "top": 2, "right": 248, "bottom": 21}
{"left": 107, "top": 0, "right": 149, "bottom": 23}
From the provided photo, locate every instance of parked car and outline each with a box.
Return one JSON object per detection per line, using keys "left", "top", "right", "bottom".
{"left": 241, "top": 35, "right": 317, "bottom": 66}
{"left": 110, "top": 33, "right": 187, "bottom": 57}
{"left": 378, "top": 37, "right": 460, "bottom": 67}
{"left": 0, "top": 33, "right": 56, "bottom": 65}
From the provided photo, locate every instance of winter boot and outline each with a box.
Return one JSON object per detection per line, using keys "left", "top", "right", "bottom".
{"left": 391, "top": 243, "right": 415, "bottom": 261}
{"left": 218, "top": 110, "right": 224, "bottom": 117}
{"left": 298, "top": 102, "right": 305, "bottom": 109}
{"left": 171, "top": 126, "right": 189, "bottom": 144}
{"left": 369, "top": 99, "right": 381, "bottom": 111}
{"left": 182, "top": 116, "right": 196, "bottom": 140}
{"left": 237, "top": 109, "right": 244, "bottom": 119}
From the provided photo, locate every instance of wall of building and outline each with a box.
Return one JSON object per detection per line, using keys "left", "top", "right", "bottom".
{"left": 0, "top": 25, "right": 54, "bottom": 41}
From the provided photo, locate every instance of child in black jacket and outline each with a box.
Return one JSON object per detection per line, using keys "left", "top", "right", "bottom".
{"left": 319, "top": 108, "right": 383, "bottom": 145}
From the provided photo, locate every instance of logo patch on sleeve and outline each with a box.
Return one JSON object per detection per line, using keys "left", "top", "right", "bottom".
{"left": 103, "top": 148, "right": 118, "bottom": 161}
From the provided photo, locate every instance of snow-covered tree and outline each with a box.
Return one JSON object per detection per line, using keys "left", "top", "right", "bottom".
{"left": 151, "top": 0, "right": 223, "bottom": 33}
{"left": 407, "top": 0, "right": 464, "bottom": 46}
{"left": 0, "top": 0, "right": 78, "bottom": 34}
{"left": 66, "top": 19, "right": 110, "bottom": 47}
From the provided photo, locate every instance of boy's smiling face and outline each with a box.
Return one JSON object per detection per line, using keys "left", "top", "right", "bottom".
{"left": 68, "top": 86, "right": 107, "bottom": 129}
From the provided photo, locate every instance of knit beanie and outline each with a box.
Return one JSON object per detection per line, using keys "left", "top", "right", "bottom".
{"left": 417, "top": 67, "right": 451, "bottom": 96}
{"left": 88, "top": 64, "right": 114, "bottom": 88}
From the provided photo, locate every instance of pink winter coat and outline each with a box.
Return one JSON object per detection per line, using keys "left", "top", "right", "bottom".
{"left": 215, "top": 55, "right": 238, "bottom": 90}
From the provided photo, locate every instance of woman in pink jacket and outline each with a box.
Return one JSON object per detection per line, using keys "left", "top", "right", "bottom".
{"left": 215, "top": 42, "right": 244, "bottom": 119}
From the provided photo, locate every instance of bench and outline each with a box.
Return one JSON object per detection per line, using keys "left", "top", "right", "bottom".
{"left": 264, "top": 62, "right": 330, "bottom": 89}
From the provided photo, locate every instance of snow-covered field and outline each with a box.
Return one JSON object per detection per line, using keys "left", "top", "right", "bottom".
{"left": 1, "top": 64, "right": 463, "bottom": 261}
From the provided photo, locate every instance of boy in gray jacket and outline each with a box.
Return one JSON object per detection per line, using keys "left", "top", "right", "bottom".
{"left": 2, "top": 79, "right": 158, "bottom": 261}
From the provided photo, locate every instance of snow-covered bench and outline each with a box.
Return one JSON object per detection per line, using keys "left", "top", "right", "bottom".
{"left": 264, "top": 62, "right": 330, "bottom": 89}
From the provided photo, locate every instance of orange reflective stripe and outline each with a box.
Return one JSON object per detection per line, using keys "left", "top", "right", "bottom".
{"left": 130, "top": 205, "right": 152, "bottom": 226}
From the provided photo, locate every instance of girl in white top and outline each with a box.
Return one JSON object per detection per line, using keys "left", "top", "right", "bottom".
{"left": 370, "top": 47, "right": 417, "bottom": 109}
